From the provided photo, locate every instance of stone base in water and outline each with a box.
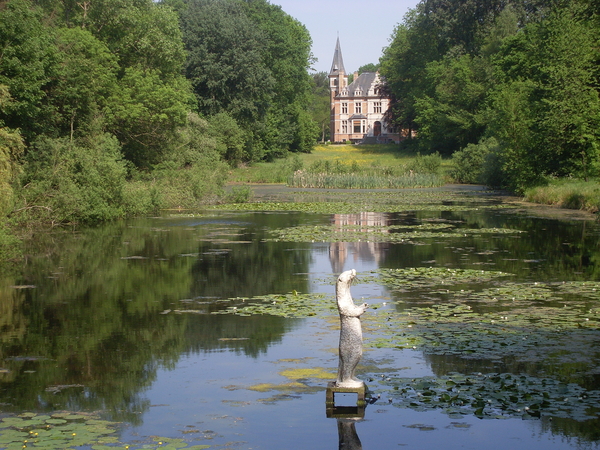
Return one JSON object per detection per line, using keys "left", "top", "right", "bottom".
{"left": 326, "top": 381, "right": 366, "bottom": 418}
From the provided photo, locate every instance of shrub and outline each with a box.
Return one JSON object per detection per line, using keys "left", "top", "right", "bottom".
{"left": 449, "top": 137, "right": 503, "bottom": 185}
{"left": 407, "top": 152, "right": 442, "bottom": 175}
{"left": 18, "top": 134, "right": 127, "bottom": 224}
{"left": 0, "top": 123, "right": 25, "bottom": 218}
{"left": 226, "top": 185, "right": 253, "bottom": 203}
{"left": 150, "top": 114, "right": 228, "bottom": 208}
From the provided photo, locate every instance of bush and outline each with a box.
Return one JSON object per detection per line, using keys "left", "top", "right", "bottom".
{"left": 18, "top": 134, "right": 128, "bottom": 224}
{"left": 150, "top": 113, "right": 228, "bottom": 208}
{"left": 225, "top": 185, "right": 253, "bottom": 203}
{"left": 449, "top": 137, "right": 503, "bottom": 186}
{"left": 0, "top": 124, "right": 25, "bottom": 218}
{"left": 407, "top": 152, "right": 442, "bottom": 175}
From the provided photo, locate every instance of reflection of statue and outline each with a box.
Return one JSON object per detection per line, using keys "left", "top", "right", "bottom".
{"left": 336, "top": 269, "right": 368, "bottom": 388}
{"left": 337, "top": 418, "right": 363, "bottom": 450}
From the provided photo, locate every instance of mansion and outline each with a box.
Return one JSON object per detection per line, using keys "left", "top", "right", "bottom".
{"left": 329, "top": 38, "right": 400, "bottom": 144}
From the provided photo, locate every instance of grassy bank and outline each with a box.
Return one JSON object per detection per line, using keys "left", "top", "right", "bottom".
{"left": 229, "top": 144, "right": 450, "bottom": 188}
{"left": 525, "top": 180, "right": 600, "bottom": 214}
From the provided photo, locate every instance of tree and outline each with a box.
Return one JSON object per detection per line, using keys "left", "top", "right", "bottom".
{"left": 309, "top": 72, "right": 330, "bottom": 143}
{"left": 50, "top": 27, "right": 118, "bottom": 140}
{"left": 243, "top": 0, "right": 317, "bottom": 155}
{"left": 358, "top": 63, "right": 379, "bottom": 73}
{"left": 180, "top": 0, "right": 316, "bottom": 162}
{"left": 413, "top": 53, "right": 490, "bottom": 154}
{"left": 181, "top": 0, "right": 273, "bottom": 125}
{"left": 105, "top": 67, "right": 192, "bottom": 168}
{"left": 0, "top": 86, "right": 25, "bottom": 218}
{"left": 87, "top": 0, "right": 187, "bottom": 76}
{"left": 0, "top": 0, "right": 57, "bottom": 141}
{"left": 379, "top": 0, "right": 548, "bottom": 150}
{"left": 489, "top": 3, "right": 600, "bottom": 190}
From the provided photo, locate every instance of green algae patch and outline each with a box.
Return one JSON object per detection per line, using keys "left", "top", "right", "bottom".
{"left": 279, "top": 367, "right": 335, "bottom": 380}
{"left": 372, "top": 267, "right": 513, "bottom": 289}
{"left": 247, "top": 382, "right": 310, "bottom": 393}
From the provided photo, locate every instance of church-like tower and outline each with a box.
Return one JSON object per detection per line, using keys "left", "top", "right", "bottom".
{"left": 328, "top": 38, "right": 400, "bottom": 144}
{"left": 329, "top": 38, "right": 348, "bottom": 142}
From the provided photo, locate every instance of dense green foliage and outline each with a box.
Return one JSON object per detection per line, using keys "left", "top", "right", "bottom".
{"left": 0, "top": 0, "right": 318, "bottom": 228}
{"left": 179, "top": 0, "right": 317, "bottom": 162}
{"left": 380, "top": 0, "right": 600, "bottom": 193}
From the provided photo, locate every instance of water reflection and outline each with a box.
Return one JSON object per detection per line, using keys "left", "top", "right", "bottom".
{"left": 0, "top": 202, "right": 599, "bottom": 448}
{"left": 337, "top": 418, "right": 363, "bottom": 450}
{"left": 329, "top": 213, "right": 390, "bottom": 273}
{"left": 0, "top": 213, "right": 311, "bottom": 422}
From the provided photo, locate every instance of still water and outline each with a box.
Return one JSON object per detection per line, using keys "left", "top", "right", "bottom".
{"left": 1, "top": 187, "right": 599, "bottom": 449}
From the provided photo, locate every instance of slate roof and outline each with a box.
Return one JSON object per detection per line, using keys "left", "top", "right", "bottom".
{"left": 329, "top": 37, "right": 346, "bottom": 75}
{"left": 347, "top": 72, "right": 378, "bottom": 96}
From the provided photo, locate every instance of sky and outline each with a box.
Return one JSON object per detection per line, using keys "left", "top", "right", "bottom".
{"left": 273, "top": 0, "right": 420, "bottom": 74}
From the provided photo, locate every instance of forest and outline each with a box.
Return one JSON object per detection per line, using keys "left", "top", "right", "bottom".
{"left": 379, "top": 0, "right": 600, "bottom": 193}
{"left": 1, "top": 0, "right": 600, "bottom": 239}
{"left": 0, "top": 0, "right": 317, "bottom": 231}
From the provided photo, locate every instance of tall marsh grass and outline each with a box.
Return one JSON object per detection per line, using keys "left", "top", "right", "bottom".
{"left": 289, "top": 171, "right": 444, "bottom": 189}
{"left": 288, "top": 149, "right": 445, "bottom": 189}
{"left": 525, "top": 180, "right": 600, "bottom": 213}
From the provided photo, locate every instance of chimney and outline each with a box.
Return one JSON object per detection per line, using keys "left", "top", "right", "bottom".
{"left": 354, "top": 71, "right": 359, "bottom": 79}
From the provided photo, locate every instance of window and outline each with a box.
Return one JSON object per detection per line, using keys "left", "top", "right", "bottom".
{"left": 355, "top": 103, "right": 362, "bottom": 114}
{"left": 342, "top": 121, "right": 348, "bottom": 134}
{"left": 341, "top": 103, "right": 348, "bottom": 114}
{"left": 353, "top": 121, "right": 361, "bottom": 133}
{"left": 374, "top": 102, "right": 382, "bottom": 114}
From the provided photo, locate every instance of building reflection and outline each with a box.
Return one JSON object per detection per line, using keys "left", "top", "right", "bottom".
{"left": 329, "top": 213, "right": 390, "bottom": 273}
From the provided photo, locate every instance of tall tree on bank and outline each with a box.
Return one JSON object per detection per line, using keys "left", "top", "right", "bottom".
{"left": 244, "top": 0, "right": 317, "bottom": 157}
{"left": 488, "top": 3, "right": 600, "bottom": 189}
{"left": 179, "top": 0, "right": 317, "bottom": 163}
{"left": 380, "top": 1, "right": 545, "bottom": 152}
{"left": 379, "top": 0, "right": 600, "bottom": 192}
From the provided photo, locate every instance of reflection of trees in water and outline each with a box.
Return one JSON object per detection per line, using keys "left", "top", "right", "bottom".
{"left": 0, "top": 215, "right": 310, "bottom": 421}
{"left": 184, "top": 314, "right": 299, "bottom": 358}
{"left": 329, "top": 213, "right": 391, "bottom": 273}
{"left": 190, "top": 240, "right": 310, "bottom": 299}
{"left": 190, "top": 211, "right": 312, "bottom": 299}
{"left": 542, "top": 415, "right": 600, "bottom": 443}
{"left": 379, "top": 210, "right": 600, "bottom": 280}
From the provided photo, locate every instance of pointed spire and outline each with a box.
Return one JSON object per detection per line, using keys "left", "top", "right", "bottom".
{"left": 329, "top": 37, "right": 346, "bottom": 76}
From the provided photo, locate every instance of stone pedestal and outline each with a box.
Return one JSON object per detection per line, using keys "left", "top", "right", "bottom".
{"left": 325, "top": 381, "right": 366, "bottom": 418}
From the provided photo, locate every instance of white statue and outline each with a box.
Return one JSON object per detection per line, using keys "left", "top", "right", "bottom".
{"left": 335, "top": 269, "right": 368, "bottom": 388}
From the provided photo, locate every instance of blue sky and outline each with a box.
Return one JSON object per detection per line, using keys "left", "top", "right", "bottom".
{"left": 273, "top": 0, "right": 420, "bottom": 73}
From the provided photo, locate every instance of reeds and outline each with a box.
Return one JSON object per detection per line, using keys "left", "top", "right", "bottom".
{"left": 288, "top": 170, "right": 444, "bottom": 189}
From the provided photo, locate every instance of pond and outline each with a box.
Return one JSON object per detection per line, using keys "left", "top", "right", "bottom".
{"left": 1, "top": 186, "right": 600, "bottom": 450}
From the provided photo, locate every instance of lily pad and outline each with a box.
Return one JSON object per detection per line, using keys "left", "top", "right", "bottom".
{"left": 367, "top": 372, "right": 600, "bottom": 420}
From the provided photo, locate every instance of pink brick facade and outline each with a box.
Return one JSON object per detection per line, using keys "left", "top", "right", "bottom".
{"left": 329, "top": 39, "right": 399, "bottom": 144}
